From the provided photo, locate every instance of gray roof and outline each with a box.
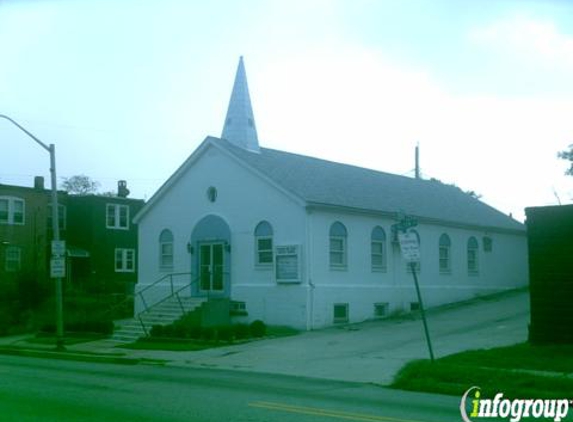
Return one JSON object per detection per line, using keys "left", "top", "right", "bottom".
{"left": 216, "top": 137, "right": 524, "bottom": 233}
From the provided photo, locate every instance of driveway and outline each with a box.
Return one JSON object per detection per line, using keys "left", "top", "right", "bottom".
{"left": 104, "top": 289, "right": 529, "bottom": 384}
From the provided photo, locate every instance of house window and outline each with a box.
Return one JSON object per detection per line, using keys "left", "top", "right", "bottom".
{"left": 329, "top": 222, "right": 347, "bottom": 269}
{"left": 254, "top": 221, "right": 273, "bottom": 266}
{"left": 115, "top": 248, "right": 135, "bottom": 272}
{"left": 371, "top": 226, "right": 387, "bottom": 272}
{"left": 47, "top": 204, "right": 66, "bottom": 230}
{"left": 5, "top": 246, "right": 21, "bottom": 272}
{"left": 467, "top": 237, "right": 479, "bottom": 275}
{"left": 106, "top": 204, "right": 129, "bottom": 229}
{"left": 159, "top": 229, "right": 174, "bottom": 270}
{"left": 333, "top": 303, "right": 349, "bottom": 323}
{"left": 0, "top": 197, "right": 24, "bottom": 225}
{"left": 439, "top": 233, "right": 451, "bottom": 274}
{"left": 483, "top": 236, "right": 493, "bottom": 252}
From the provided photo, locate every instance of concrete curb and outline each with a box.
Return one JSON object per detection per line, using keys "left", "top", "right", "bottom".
{"left": 0, "top": 346, "right": 142, "bottom": 366}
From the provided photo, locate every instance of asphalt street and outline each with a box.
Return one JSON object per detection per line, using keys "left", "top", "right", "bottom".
{"left": 0, "top": 355, "right": 461, "bottom": 422}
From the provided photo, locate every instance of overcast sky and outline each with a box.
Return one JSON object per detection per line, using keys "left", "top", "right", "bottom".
{"left": 1, "top": 0, "right": 572, "bottom": 221}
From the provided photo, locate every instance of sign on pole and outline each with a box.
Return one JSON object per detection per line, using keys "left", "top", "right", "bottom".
{"left": 394, "top": 214, "right": 434, "bottom": 362}
{"left": 50, "top": 257, "right": 66, "bottom": 278}
{"left": 398, "top": 232, "right": 420, "bottom": 262}
{"left": 51, "top": 240, "right": 66, "bottom": 257}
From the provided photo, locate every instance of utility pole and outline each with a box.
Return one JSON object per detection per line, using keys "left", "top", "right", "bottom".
{"left": 0, "top": 114, "right": 65, "bottom": 350}
{"left": 415, "top": 143, "right": 420, "bottom": 180}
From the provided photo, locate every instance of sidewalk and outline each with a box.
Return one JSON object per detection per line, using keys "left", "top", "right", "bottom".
{"left": 0, "top": 289, "right": 530, "bottom": 385}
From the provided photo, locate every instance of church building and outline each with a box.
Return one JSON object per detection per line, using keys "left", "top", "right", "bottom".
{"left": 134, "top": 57, "right": 528, "bottom": 330}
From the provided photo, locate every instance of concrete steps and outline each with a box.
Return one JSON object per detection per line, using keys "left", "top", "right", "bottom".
{"left": 111, "top": 296, "right": 205, "bottom": 343}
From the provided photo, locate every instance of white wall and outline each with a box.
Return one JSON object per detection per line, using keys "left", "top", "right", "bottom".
{"left": 136, "top": 141, "right": 309, "bottom": 327}
{"left": 307, "top": 208, "right": 528, "bottom": 328}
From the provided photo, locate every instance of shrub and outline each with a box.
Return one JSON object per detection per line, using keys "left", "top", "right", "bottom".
{"left": 150, "top": 325, "right": 164, "bottom": 337}
{"left": 172, "top": 323, "right": 187, "bottom": 339}
{"left": 39, "top": 319, "right": 114, "bottom": 335}
{"left": 217, "top": 325, "right": 234, "bottom": 342}
{"left": 233, "top": 323, "right": 250, "bottom": 340}
{"left": 188, "top": 325, "right": 202, "bottom": 339}
{"left": 201, "top": 326, "right": 215, "bottom": 341}
{"left": 17, "top": 273, "right": 48, "bottom": 311}
{"left": 66, "top": 320, "right": 114, "bottom": 335}
{"left": 162, "top": 324, "right": 175, "bottom": 338}
{"left": 250, "top": 320, "right": 266, "bottom": 338}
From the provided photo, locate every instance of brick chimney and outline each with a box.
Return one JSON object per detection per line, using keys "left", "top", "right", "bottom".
{"left": 117, "top": 180, "right": 130, "bottom": 198}
{"left": 34, "top": 176, "right": 45, "bottom": 191}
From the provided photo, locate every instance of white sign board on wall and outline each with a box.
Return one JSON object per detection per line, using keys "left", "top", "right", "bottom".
{"left": 275, "top": 245, "right": 301, "bottom": 283}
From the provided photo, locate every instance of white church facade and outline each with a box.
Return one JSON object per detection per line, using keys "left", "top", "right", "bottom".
{"left": 134, "top": 57, "right": 528, "bottom": 330}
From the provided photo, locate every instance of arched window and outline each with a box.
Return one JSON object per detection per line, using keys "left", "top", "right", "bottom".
{"left": 329, "top": 222, "right": 347, "bottom": 269}
{"left": 159, "top": 229, "right": 174, "bottom": 270}
{"left": 255, "top": 221, "right": 273, "bottom": 266}
{"left": 439, "top": 233, "right": 451, "bottom": 273}
{"left": 467, "top": 237, "right": 479, "bottom": 274}
{"left": 371, "top": 226, "right": 387, "bottom": 271}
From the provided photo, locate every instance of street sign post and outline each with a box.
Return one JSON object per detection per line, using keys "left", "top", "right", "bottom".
{"left": 395, "top": 214, "right": 435, "bottom": 362}
{"left": 51, "top": 240, "right": 66, "bottom": 257}
{"left": 50, "top": 257, "right": 66, "bottom": 278}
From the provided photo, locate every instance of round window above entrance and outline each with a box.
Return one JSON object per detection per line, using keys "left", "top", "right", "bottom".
{"left": 207, "top": 186, "right": 218, "bottom": 203}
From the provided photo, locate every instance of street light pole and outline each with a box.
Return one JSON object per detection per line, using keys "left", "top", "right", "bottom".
{"left": 0, "top": 114, "right": 65, "bottom": 350}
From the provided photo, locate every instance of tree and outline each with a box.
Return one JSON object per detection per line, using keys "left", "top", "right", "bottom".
{"left": 61, "top": 175, "right": 100, "bottom": 195}
{"left": 558, "top": 145, "right": 573, "bottom": 176}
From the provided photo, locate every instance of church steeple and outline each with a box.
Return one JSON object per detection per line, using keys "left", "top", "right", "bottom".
{"left": 221, "top": 56, "right": 260, "bottom": 152}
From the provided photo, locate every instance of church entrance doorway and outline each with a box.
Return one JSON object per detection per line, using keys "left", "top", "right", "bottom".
{"left": 199, "top": 242, "right": 225, "bottom": 293}
{"left": 190, "top": 214, "right": 231, "bottom": 298}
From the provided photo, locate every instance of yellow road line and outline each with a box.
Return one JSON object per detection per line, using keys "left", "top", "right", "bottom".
{"left": 248, "top": 401, "right": 429, "bottom": 422}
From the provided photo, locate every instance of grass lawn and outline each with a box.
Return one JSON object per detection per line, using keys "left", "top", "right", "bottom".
{"left": 439, "top": 342, "right": 573, "bottom": 373}
{"left": 266, "top": 325, "right": 300, "bottom": 337}
{"left": 120, "top": 339, "right": 221, "bottom": 351}
{"left": 26, "top": 333, "right": 108, "bottom": 346}
{"left": 392, "top": 342, "right": 573, "bottom": 399}
{"left": 120, "top": 325, "right": 300, "bottom": 352}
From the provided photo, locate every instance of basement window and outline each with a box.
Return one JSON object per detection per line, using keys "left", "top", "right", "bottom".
{"left": 230, "top": 301, "right": 247, "bottom": 316}
{"left": 374, "top": 303, "right": 389, "bottom": 318}
{"left": 333, "top": 303, "right": 349, "bottom": 323}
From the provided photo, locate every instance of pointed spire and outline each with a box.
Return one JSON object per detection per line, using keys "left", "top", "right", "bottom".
{"left": 221, "top": 56, "right": 260, "bottom": 152}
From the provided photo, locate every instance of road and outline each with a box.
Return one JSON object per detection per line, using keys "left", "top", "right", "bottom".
{"left": 0, "top": 355, "right": 461, "bottom": 422}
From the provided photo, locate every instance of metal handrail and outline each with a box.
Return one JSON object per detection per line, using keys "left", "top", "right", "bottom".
{"left": 138, "top": 274, "right": 200, "bottom": 315}
{"left": 137, "top": 271, "right": 193, "bottom": 298}
{"left": 100, "top": 272, "right": 193, "bottom": 322}
{"left": 137, "top": 275, "right": 202, "bottom": 337}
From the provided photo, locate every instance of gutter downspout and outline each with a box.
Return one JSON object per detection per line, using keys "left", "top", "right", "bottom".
{"left": 305, "top": 208, "right": 315, "bottom": 331}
